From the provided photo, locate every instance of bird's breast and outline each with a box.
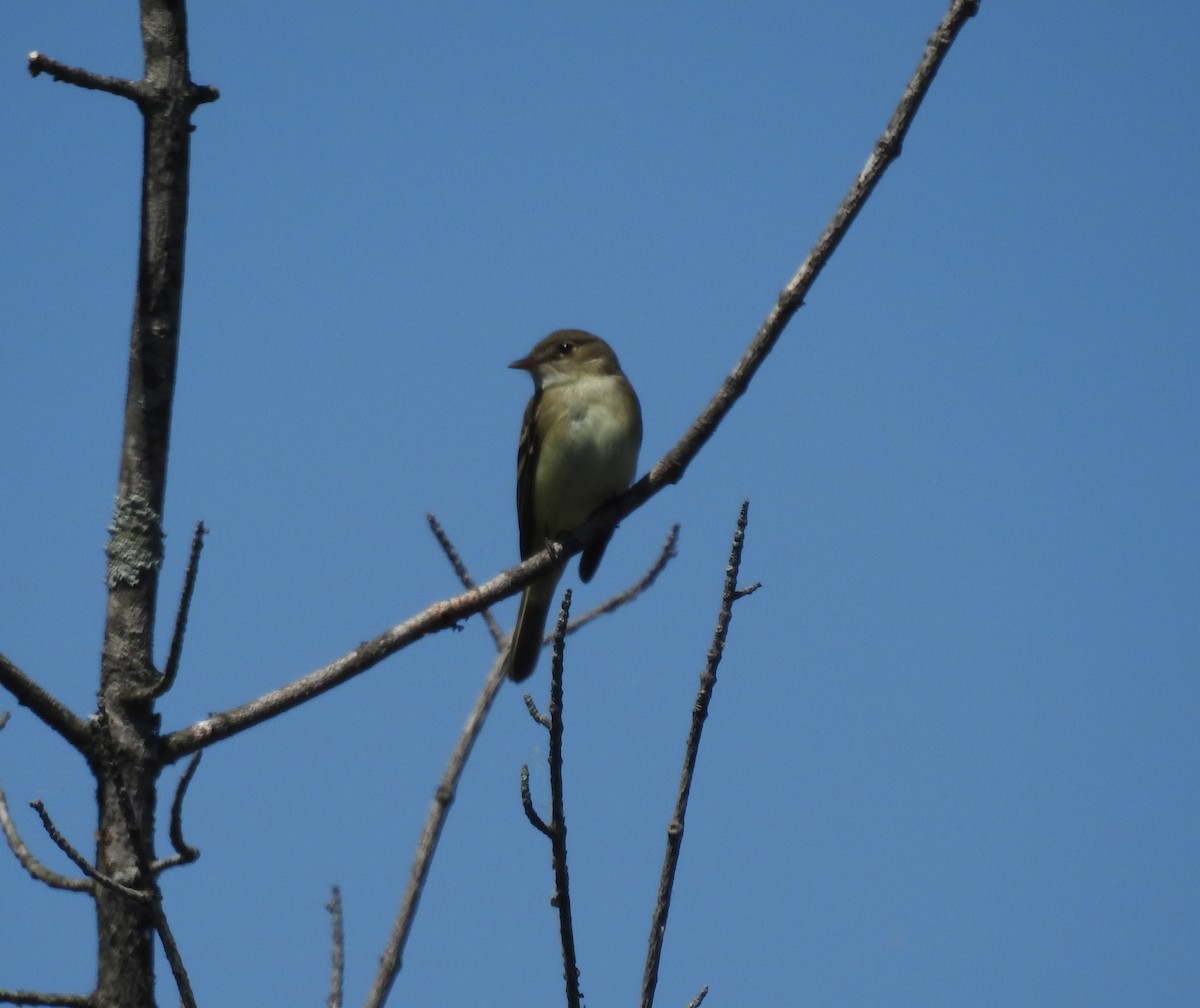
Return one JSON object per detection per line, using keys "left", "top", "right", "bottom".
{"left": 532, "top": 375, "right": 640, "bottom": 536}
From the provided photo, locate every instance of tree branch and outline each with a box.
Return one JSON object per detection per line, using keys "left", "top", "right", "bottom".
{"left": 0, "top": 655, "right": 91, "bottom": 753}
{"left": 326, "top": 886, "right": 344, "bottom": 1008}
{"left": 641, "top": 501, "right": 755, "bottom": 1008}
{"left": 27, "top": 51, "right": 142, "bottom": 102}
{"left": 27, "top": 50, "right": 219, "bottom": 107}
{"left": 150, "top": 752, "right": 202, "bottom": 873}
{"left": 564, "top": 524, "right": 679, "bottom": 638}
{"left": 0, "top": 989, "right": 94, "bottom": 1007}
{"left": 0, "top": 786, "right": 90, "bottom": 892}
{"left": 156, "top": 0, "right": 978, "bottom": 767}
{"left": 149, "top": 522, "right": 208, "bottom": 700}
{"left": 530, "top": 594, "right": 583, "bottom": 1008}
{"left": 519, "top": 764, "right": 552, "bottom": 837}
{"left": 643, "top": 0, "right": 981, "bottom": 496}
{"left": 429, "top": 514, "right": 680, "bottom": 656}
{"left": 0, "top": 712, "right": 91, "bottom": 892}
{"left": 364, "top": 655, "right": 509, "bottom": 1008}
{"left": 427, "top": 513, "right": 506, "bottom": 650}
{"left": 159, "top": 572, "right": 529, "bottom": 762}
{"left": 29, "top": 800, "right": 147, "bottom": 903}
{"left": 46, "top": 1, "right": 225, "bottom": 998}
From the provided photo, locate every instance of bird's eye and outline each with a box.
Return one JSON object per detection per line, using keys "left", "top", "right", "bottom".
{"left": 556, "top": 341, "right": 574, "bottom": 356}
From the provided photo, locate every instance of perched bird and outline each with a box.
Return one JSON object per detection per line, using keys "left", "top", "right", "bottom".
{"left": 504, "top": 329, "right": 642, "bottom": 682}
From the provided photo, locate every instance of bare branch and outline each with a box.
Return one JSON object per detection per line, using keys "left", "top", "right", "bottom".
{"left": 26, "top": 51, "right": 142, "bottom": 101}
{"left": 29, "top": 800, "right": 148, "bottom": 903}
{"left": 545, "top": 594, "right": 583, "bottom": 1008}
{"left": 157, "top": 0, "right": 977, "bottom": 767}
{"left": 641, "top": 501, "right": 755, "bottom": 1008}
{"left": 427, "top": 512, "right": 506, "bottom": 649}
{"left": 0, "top": 736, "right": 91, "bottom": 891}
{"left": 326, "top": 886, "right": 344, "bottom": 1008}
{"left": 0, "top": 655, "right": 91, "bottom": 753}
{"left": 159, "top": 560, "right": 545, "bottom": 762}
{"left": 429, "top": 513, "right": 679, "bottom": 658}
{"left": 564, "top": 524, "right": 679, "bottom": 638}
{"left": 642, "top": 0, "right": 981, "bottom": 497}
{"left": 364, "top": 655, "right": 509, "bottom": 1008}
{"left": 151, "top": 522, "right": 208, "bottom": 700}
{"left": 522, "top": 693, "right": 551, "bottom": 730}
{"left": 146, "top": 874, "right": 196, "bottom": 1006}
{"left": 686, "top": 985, "right": 710, "bottom": 1008}
{"left": 150, "top": 753, "right": 202, "bottom": 873}
{"left": 519, "top": 764, "right": 552, "bottom": 837}
{"left": 167, "top": 751, "right": 201, "bottom": 859}
{"left": 0, "top": 989, "right": 94, "bottom": 1007}
{"left": 519, "top": 596, "right": 585, "bottom": 1003}
{"left": 26, "top": 50, "right": 219, "bottom": 107}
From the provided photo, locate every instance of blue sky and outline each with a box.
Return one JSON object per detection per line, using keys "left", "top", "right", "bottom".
{"left": 2, "top": 1, "right": 1197, "bottom": 1005}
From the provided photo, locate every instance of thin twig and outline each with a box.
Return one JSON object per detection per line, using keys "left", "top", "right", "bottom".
{"left": 427, "top": 513, "right": 506, "bottom": 649}
{"left": 0, "top": 989, "right": 94, "bottom": 1007}
{"left": 523, "top": 693, "right": 551, "bottom": 730}
{"left": 641, "top": 501, "right": 754, "bottom": 1008}
{"left": 167, "top": 751, "right": 201, "bottom": 859}
{"left": 326, "top": 886, "right": 344, "bottom": 1008}
{"left": 152, "top": 521, "right": 208, "bottom": 699}
{"left": 545, "top": 593, "right": 583, "bottom": 1008}
{"left": 520, "top": 596, "right": 584, "bottom": 1003}
{"left": 520, "top": 764, "right": 552, "bottom": 837}
{"left": 0, "top": 783, "right": 90, "bottom": 893}
{"left": 429, "top": 515, "right": 679, "bottom": 655}
{"left": 0, "top": 654, "right": 91, "bottom": 753}
{"left": 686, "top": 985, "right": 710, "bottom": 1008}
{"left": 0, "top": 713, "right": 91, "bottom": 891}
{"left": 562, "top": 524, "right": 680, "bottom": 638}
{"left": 158, "top": 0, "right": 979, "bottom": 765}
{"left": 0, "top": 720, "right": 91, "bottom": 893}
{"left": 364, "top": 655, "right": 509, "bottom": 1008}
{"left": 29, "top": 800, "right": 147, "bottom": 902}
{"left": 643, "top": 0, "right": 982, "bottom": 495}
{"left": 150, "top": 752, "right": 202, "bottom": 873}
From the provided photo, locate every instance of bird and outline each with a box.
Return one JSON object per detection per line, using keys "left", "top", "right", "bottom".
{"left": 504, "top": 329, "right": 642, "bottom": 682}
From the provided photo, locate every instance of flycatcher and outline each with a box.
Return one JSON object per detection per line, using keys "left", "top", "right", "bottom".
{"left": 504, "top": 329, "right": 642, "bottom": 682}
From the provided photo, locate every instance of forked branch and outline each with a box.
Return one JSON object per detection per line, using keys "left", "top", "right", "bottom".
{"left": 428, "top": 512, "right": 680, "bottom": 655}
{"left": 156, "top": 0, "right": 979, "bottom": 767}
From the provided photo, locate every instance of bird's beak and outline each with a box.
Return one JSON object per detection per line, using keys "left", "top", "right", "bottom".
{"left": 508, "top": 355, "right": 535, "bottom": 372}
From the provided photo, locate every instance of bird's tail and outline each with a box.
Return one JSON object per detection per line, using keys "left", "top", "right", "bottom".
{"left": 504, "top": 570, "right": 562, "bottom": 682}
